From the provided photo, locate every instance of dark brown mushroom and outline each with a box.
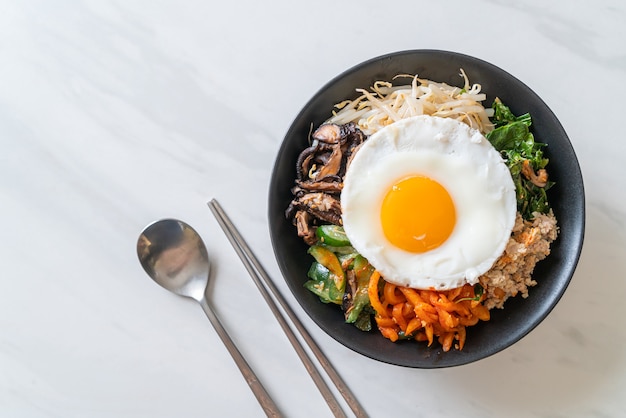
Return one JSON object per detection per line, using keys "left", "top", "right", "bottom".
{"left": 312, "top": 123, "right": 342, "bottom": 144}
{"left": 296, "top": 144, "right": 318, "bottom": 181}
{"left": 287, "top": 122, "right": 368, "bottom": 244}
{"left": 294, "top": 210, "right": 317, "bottom": 245}
{"left": 294, "top": 179, "right": 343, "bottom": 193}
{"left": 287, "top": 192, "right": 342, "bottom": 225}
{"left": 314, "top": 145, "right": 343, "bottom": 179}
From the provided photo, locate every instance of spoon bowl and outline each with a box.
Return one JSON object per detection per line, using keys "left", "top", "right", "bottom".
{"left": 136, "top": 219, "right": 281, "bottom": 417}
{"left": 137, "top": 219, "right": 209, "bottom": 301}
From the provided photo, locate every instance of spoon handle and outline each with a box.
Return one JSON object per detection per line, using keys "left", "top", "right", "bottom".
{"left": 199, "top": 298, "right": 282, "bottom": 418}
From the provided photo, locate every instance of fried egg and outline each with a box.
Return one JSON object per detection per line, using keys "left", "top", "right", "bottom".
{"left": 341, "top": 115, "right": 517, "bottom": 290}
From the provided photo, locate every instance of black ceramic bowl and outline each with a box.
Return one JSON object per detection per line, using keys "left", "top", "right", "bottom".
{"left": 268, "top": 50, "right": 585, "bottom": 368}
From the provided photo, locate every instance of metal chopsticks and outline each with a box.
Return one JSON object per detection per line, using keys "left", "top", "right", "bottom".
{"left": 208, "top": 198, "right": 368, "bottom": 418}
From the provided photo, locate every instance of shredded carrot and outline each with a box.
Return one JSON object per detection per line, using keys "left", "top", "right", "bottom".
{"left": 383, "top": 282, "right": 405, "bottom": 305}
{"left": 392, "top": 303, "right": 408, "bottom": 330}
{"left": 370, "top": 275, "right": 490, "bottom": 351}
{"left": 367, "top": 270, "right": 387, "bottom": 317}
{"left": 405, "top": 317, "right": 422, "bottom": 336}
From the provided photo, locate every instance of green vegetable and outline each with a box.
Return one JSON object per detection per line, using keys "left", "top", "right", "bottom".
{"left": 304, "top": 262, "right": 335, "bottom": 303}
{"left": 353, "top": 308, "right": 373, "bottom": 332}
{"left": 486, "top": 99, "right": 553, "bottom": 220}
{"left": 337, "top": 252, "right": 358, "bottom": 270}
{"left": 486, "top": 121, "right": 530, "bottom": 151}
{"left": 304, "top": 245, "right": 373, "bottom": 330}
{"left": 322, "top": 244, "right": 358, "bottom": 255}
{"left": 316, "top": 225, "right": 351, "bottom": 247}
{"left": 304, "top": 245, "right": 346, "bottom": 305}
{"left": 491, "top": 98, "right": 532, "bottom": 128}
{"left": 344, "top": 255, "right": 373, "bottom": 328}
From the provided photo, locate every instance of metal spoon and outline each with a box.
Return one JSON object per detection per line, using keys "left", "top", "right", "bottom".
{"left": 137, "top": 219, "right": 281, "bottom": 417}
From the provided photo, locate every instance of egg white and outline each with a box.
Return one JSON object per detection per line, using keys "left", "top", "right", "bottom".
{"left": 341, "top": 115, "right": 517, "bottom": 290}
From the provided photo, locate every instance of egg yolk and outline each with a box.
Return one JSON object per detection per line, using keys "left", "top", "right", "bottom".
{"left": 381, "top": 175, "right": 456, "bottom": 253}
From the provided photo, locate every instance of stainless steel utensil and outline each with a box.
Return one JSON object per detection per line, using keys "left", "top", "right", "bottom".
{"left": 137, "top": 219, "right": 282, "bottom": 417}
{"left": 208, "top": 198, "right": 368, "bottom": 418}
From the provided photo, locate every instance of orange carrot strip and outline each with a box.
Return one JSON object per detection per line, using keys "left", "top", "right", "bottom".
{"left": 399, "top": 288, "right": 437, "bottom": 321}
{"left": 379, "top": 327, "right": 399, "bottom": 342}
{"left": 457, "top": 326, "right": 467, "bottom": 350}
{"left": 458, "top": 315, "right": 479, "bottom": 327}
{"left": 405, "top": 317, "right": 423, "bottom": 336}
{"left": 437, "top": 307, "right": 459, "bottom": 331}
{"left": 392, "top": 303, "right": 408, "bottom": 331}
{"left": 368, "top": 270, "right": 388, "bottom": 317}
{"left": 384, "top": 282, "right": 404, "bottom": 305}
{"left": 398, "top": 287, "right": 426, "bottom": 306}
{"left": 402, "top": 302, "right": 414, "bottom": 316}
{"left": 375, "top": 317, "right": 396, "bottom": 328}
{"left": 415, "top": 331, "right": 428, "bottom": 342}
{"left": 440, "top": 332, "right": 455, "bottom": 352}
{"left": 470, "top": 304, "right": 490, "bottom": 321}
{"left": 414, "top": 303, "right": 438, "bottom": 323}
{"left": 446, "top": 286, "right": 464, "bottom": 301}
{"left": 424, "top": 323, "right": 434, "bottom": 346}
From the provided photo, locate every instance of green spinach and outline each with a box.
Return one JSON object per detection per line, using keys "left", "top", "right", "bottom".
{"left": 486, "top": 99, "right": 553, "bottom": 220}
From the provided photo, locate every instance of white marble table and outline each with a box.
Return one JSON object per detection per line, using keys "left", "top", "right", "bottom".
{"left": 1, "top": 1, "right": 624, "bottom": 417}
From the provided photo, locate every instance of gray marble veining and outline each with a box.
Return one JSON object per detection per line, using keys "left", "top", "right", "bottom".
{"left": 1, "top": 1, "right": 624, "bottom": 417}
